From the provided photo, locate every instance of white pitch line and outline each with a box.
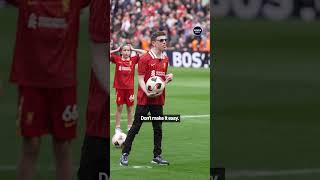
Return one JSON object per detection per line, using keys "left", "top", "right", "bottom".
{"left": 228, "top": 168, "right": 320, "bottom": 178}
{"left": 181, "top": 115, "right": 209, "bottom": 118}
{"left": 110, "top": 165, "right": 153, "bottom": 171}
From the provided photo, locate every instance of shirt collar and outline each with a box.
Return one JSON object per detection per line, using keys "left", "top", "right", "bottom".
{"left": 121, "top": 57, "right": 130, "bottom": 61}
{"left": 149, "top": 49, "right": 165, "bottom": 59}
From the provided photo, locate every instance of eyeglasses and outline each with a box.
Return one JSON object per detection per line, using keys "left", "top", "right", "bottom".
{"left": 157, "top": 39, "right": 167, "bottom": 42}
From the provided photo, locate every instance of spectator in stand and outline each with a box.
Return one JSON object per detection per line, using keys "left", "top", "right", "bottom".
{"left": 111, "top": 0, "right": 210, "bottom": 52}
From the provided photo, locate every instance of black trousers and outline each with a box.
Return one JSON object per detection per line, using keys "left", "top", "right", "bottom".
{"left": 78, "top": 136, "right": 109, "bottom": 180}
{"left": 122, "top": 105, "right": 163, "bottom": 157}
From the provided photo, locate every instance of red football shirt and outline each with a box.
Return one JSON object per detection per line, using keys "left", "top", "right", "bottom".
{"left": 9, "top": 0, "right": 90, "bottom": 88}
{"left": 86, "top": 0, "right": 109, "bottom": 138}
{"left": 110, "top": 54, "right": 139, "bottom": 90}
{"left": 137, "top": 50, "right": 168, "bottom": 105}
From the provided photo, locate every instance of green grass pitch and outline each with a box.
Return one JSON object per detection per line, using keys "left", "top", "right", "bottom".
{"left": 212, "top": 18, "right": 320, "bottom": 180}
{"left": 109, "top": 65, "right": 210, "bottom": 180}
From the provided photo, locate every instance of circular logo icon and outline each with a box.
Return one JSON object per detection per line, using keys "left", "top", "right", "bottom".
{"left": 193, "top": 26, "right": 202, "bottom": 36}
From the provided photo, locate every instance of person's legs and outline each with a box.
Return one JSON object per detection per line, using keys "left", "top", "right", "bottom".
{"left": 17, "top": 137, "right": 41, "bottom": 180}
{"left": 149, "top": 105, "right": 163, "bottom": 157}
{"left": 149, "top": 105, "right": 169, "bottom": 165}
{"left": 17, "top": 86, "right": 47, "bottom": 180}
{"left": 78, "top": 136, "right": 109, "bottom": 180}
{"left": 53, "top": 138, "right": 72, "bottom": 180}
{"left": 125, "top": 89, "right": 135, "bottom": 131}
{"left": 120, "top": 105, "right": 149, "bottom": 166}
{"left": 115, "top": 104, "right": 123, "bottom": 132}
{"left": 126, "top": 105, "right": 133, "bottom": 131}
{"left": 115, "top": 89, "right": 126, "bottom": 133}
{"left": 49, "top": 87, "right": 77, "bottom": 180}
{"left": 122, "top": 105, "right": 148, "bottom": 154}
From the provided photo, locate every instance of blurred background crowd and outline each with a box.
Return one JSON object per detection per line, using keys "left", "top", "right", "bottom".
{"left": 110, "top": 0, "right": 210, "bottom": 52}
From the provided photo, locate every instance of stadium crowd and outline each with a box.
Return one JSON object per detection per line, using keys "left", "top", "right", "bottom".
{"left": 111, "top": 0, "right": 210, "bottom": 52}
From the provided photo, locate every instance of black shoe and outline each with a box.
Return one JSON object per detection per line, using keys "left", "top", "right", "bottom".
{"left": 151, "top": 155, "right": 170, "bottom": 165}
{"left": 120, "top": 153, "right": 129, "bottom": 166}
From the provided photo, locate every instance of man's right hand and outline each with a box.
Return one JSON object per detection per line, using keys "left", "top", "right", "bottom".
{"left": 145, "top": 91, "right": 157, "bottom": 98}
{"left": 146, "top": 91, "right": 163, "bottom": 98}
{"left": 115, "top": 46, "right": 121, "bottom": 52}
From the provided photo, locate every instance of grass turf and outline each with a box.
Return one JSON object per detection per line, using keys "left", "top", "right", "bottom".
{"left": 109, "top": 65, "right": 210, "bottom": 180}
{"left": 212, "top": 18, "right": 320, "bottom": 179}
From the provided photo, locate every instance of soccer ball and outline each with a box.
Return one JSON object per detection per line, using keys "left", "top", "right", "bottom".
{"left": 146, "top": 76, "right": 165, "bottom": 94}
{"left": 112, "top": 132, "right": 127, "bottom": 148}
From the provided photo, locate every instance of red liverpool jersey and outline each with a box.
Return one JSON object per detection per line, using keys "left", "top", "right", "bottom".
{"left": 86, "top": 0, "right": 109, "bottom": 138}
{"left": 9, "top": 0, "right": 90, "bottom": 88}
{"left": 137, "top": 50, "right": 168, "bottom": 105}
{"left": 110, "top": 54, "right": 139, "bottom": 90}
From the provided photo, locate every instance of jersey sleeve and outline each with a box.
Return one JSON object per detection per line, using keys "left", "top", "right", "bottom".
{"left": 132, "top": 55, "right": 140, "bottom": 64}
{"left": 110, "top": 54, "right": 119, "bottom": 64}
{"left": 138, "top": 56, "right": 148, "bottom": 75}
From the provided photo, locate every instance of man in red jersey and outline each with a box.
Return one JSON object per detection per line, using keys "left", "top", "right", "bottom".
{"left": 110, "top": 44, "right": 146, "bottom": 134}
{"left": 77, "top": 0, "right": 109, "bottom": 179}
{"left": 120, "top": 31, "right": 173, "bottom": 166}
{"left": 6, "top": 0, "right": 90, "bottom": 180}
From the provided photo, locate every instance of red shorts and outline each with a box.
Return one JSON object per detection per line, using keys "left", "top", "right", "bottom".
{"left": 115, "top": 89, "right": 134, "bottom": 106}
{"left": 17, "top": 86, "right": 77, "bottom": 140}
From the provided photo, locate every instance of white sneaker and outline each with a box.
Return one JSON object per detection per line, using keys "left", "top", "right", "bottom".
{"left": 115, "top": 127, "right": 122, "bottom": 134}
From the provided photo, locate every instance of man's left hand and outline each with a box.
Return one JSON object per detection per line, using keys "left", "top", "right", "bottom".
{"left": 165, "top": 73, "right": 173, "bottom": 84}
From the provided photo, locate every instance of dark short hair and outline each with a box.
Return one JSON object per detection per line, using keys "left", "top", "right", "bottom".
{"left": 151, "top": 31, "right": 167, "bottom": 42}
